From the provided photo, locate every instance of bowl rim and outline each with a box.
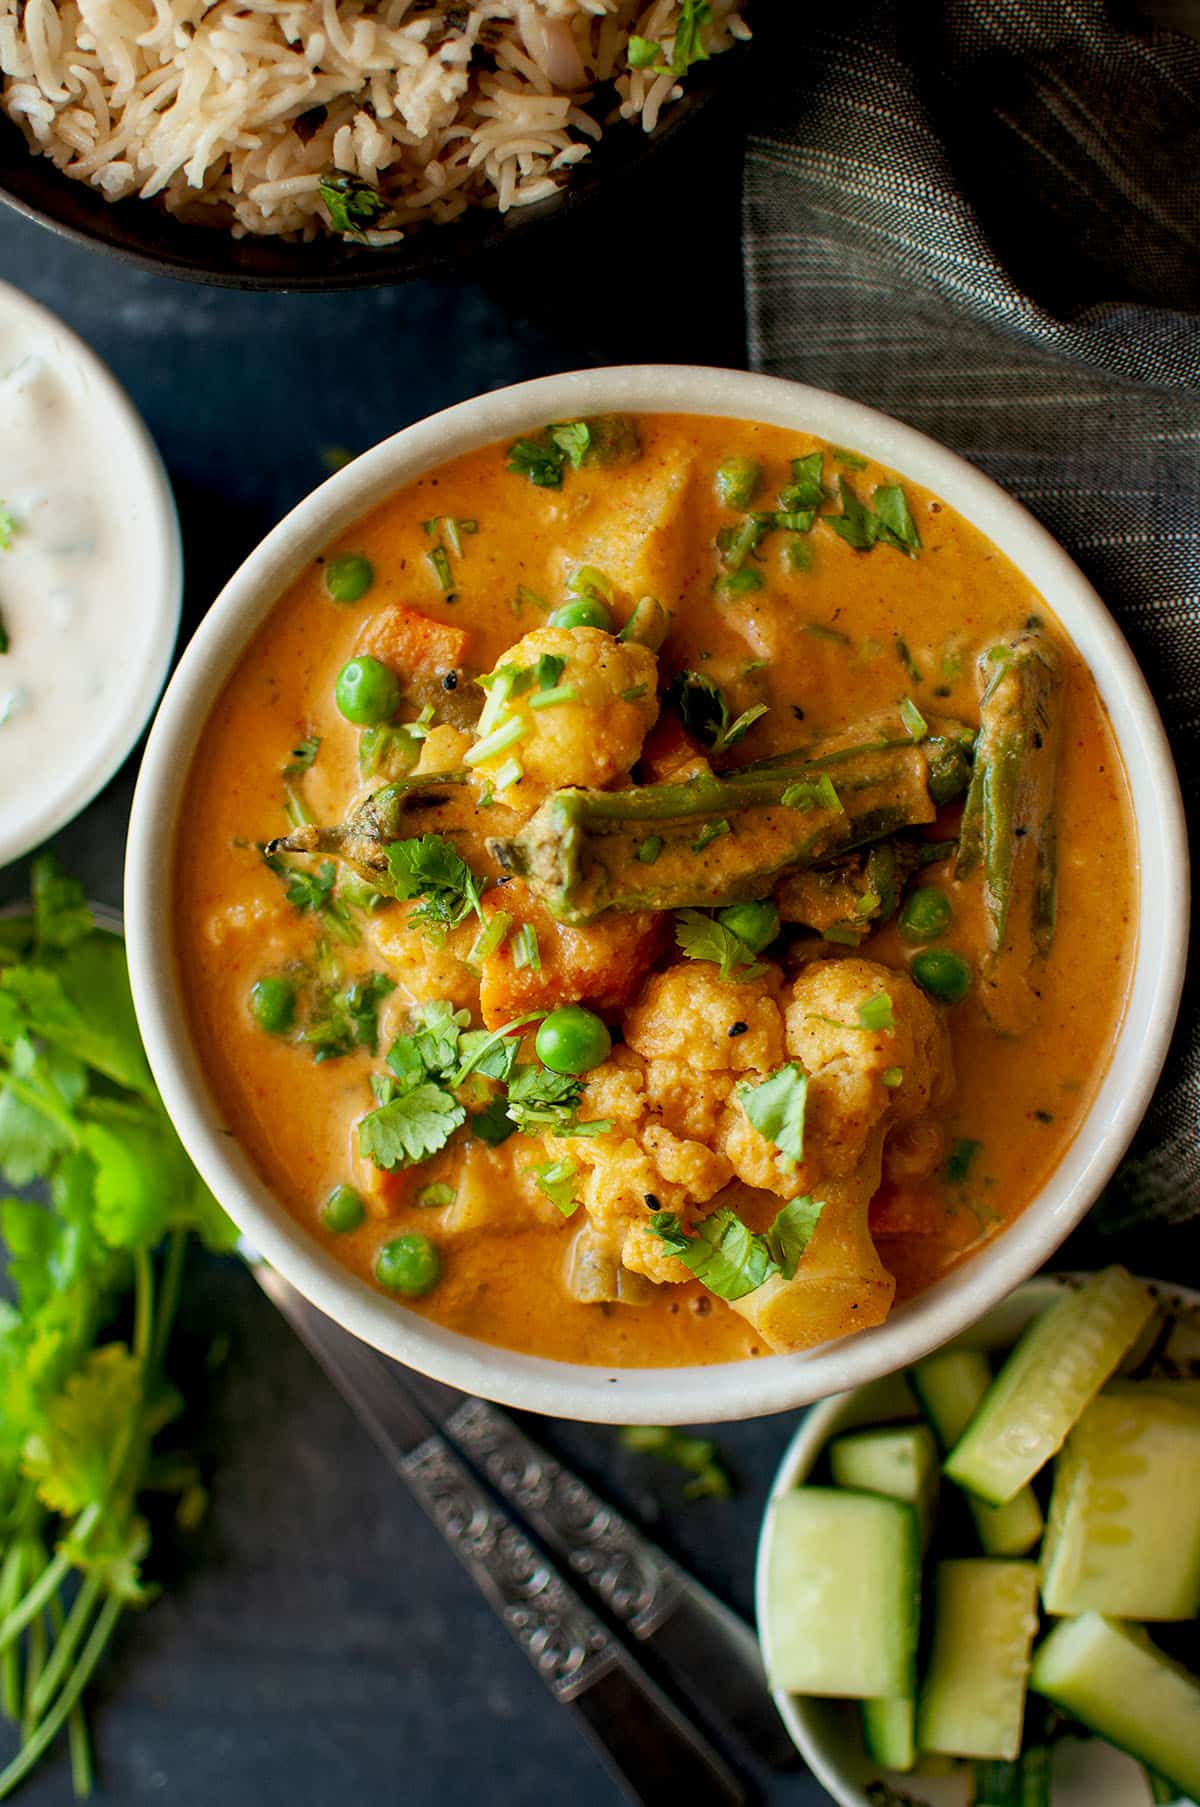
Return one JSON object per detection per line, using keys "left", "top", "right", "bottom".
{"left": 755, "top": 1271, "right": 1200, "bottom": 1806}
{"left": 0, "top": 279, "right": 182, "bottom": 864}
{"left": 123, "top": 363, "right": 1190, "bottom": 1425}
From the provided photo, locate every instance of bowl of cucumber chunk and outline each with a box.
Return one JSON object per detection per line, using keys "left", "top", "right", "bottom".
{"left": 756, "top": 1266, "right": 1200, "bottom": 1807}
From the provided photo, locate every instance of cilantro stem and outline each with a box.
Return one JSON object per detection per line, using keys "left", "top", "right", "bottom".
{"left": 132, "top": 1248, "right": 155, "bottom": 1364}
{"left": 451, "top": 1010, "right": 545, "bottom": 1086}
{"left": 150, "top": 1229, "right": 188, "bottom": 1375}
{"left": 0, "top": 1591, "right": 121, "bottom": 1800}
{"left": 0, "top": 1541, "right": 25, "bottom": 1720}
{"left": 20, "top": 1583, "right": 47, "bottom": 1739}
{"left": 0, "top": 1504, "right": 100, "bottom": 1655}
{"left": 27, "top": 1570, "right": 102, "bottom": 1725}
{"left": 68, "top": 1695, "right": 92, "bottom": 1800}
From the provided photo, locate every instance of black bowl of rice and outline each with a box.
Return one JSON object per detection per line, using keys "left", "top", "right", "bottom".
{"left": 0, "top": 2, "right": 753, "bottom": 292}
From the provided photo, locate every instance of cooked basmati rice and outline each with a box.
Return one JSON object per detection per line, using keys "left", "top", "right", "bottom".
{"left": 0, "top": 2, "right": 748, "bottom": 241}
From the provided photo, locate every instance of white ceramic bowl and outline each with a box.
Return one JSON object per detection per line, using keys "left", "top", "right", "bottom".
{"left": 756, "top": 1273, "right": 1200, "bottom": 1807}
{"left": 0, "top": 281, "right": 181, "bottom": 866}
{"left": 124, "top": 366, "right": 1188, "bottom": 1425}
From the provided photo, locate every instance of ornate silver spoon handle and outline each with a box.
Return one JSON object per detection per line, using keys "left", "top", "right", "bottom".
{"left": 255, "top": 1265, "right": 752, "bottom": 1807}
{"left": 425, "top": 1390, "right": 795, "bottom": 1771}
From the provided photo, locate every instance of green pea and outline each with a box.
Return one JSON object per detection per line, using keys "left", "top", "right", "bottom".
{"left": 375, "top": 1233, "right": 441, "bottom": 1297}
{"left": 717, "top": 899, "right": 780, "bottom": 954}
{"left": 324, "top": 553, "right": 374, "bottom": 604}
{"left": 548, "top": 597, "right": 613, "bottom": 632}
{"left": 321, "top": 1184, "right": 366, "bottom": 1234}
{"left": 899, "top": 887, "right": 953, "bottom": 944}
{"left": 248, "top": 977, "right": 295, "bottom": 1035}
{"left": 535, "top": 1005, "right": 612, "bottom": 1076}
{"left": 335, "top": 655, "right": 401, "bottom": 726}
{"left": 911, "top": 948, "right": 971, "bottom": 1005}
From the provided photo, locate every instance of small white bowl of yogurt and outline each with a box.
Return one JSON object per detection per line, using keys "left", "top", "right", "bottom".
{"left": 0, "top": 281, "right": 180, "bottom": 866}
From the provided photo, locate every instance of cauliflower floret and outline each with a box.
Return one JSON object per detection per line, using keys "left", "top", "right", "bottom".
{"left": 623, "top": 961, "right": 786, "bottom": 1072}
{"left": 784, "top": 957, "right": 953, "bottom": 1174}
{"left": 474, "top": 626, "right": 658, "bottom": 801}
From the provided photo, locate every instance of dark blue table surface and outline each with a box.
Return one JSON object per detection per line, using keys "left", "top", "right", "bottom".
{"left": 0, "top": 129, "right": 1191, "bottom": 1807}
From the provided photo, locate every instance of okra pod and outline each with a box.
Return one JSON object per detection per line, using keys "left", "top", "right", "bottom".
{"left": 490, "top": 711, "right": 974, "bottom": 923}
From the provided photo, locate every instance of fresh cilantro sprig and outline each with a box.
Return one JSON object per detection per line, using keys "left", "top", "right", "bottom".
{"left": 649, "top": 1196, "right": 825, "bottom": 1302}
{"left": 0, "top": 857, "right": 237, "bottom": 1799}
{"left": 675, "top": 910, "right": 765, "bottom": 981}
{"left": 669, "top": 670, "right": 768, "bottom": 756}
{"left": 506, "top": 417, "right": 642, "bottom": 489}
{"left": 262, "top": 851, "right": 361, "bottom": 947}
{"left": 737, "top": 1064, "right": 809, "bottom": 1167}
{"left": 385, "top": 835, "right": 484, "bottom": 934}
{"left": 318, "top": 171, "right": 387, "bottom": 237}
{"left": 825, "top": 477, "right": 921, "bottom": 556}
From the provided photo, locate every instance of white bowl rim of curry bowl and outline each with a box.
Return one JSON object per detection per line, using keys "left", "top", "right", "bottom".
{"left": 124, "top": 365, "right": 1188, "bottom": 1425}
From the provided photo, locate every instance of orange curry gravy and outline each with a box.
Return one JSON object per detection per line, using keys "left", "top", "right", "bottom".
{"left": 175, "top": 414, "right": 1137, "bottom": 1367}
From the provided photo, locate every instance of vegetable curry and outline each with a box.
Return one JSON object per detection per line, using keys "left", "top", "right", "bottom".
{"left": 175, "top": 414, "right": 1137, "bottom": 1367}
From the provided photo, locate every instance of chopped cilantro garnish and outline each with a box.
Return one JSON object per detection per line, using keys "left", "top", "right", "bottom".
{"left": 548, "top": 421, "right": 591, "bottom": 470}
{"left": 637, "top": 836, "right": 663, "bottom": 865}
{"left": 356, "top": 1084, "right": 466, "bottom": 1170}
{"left": 899, "top": 695, "right": 928, "bottom": 741}
{"left": 282, "top": 735, "right": 320, "bottom": 780}
{"left": 670, "top": 670, "right": 768, "bottom": 756}
{"left": 662, "top": 0, "right": 713, "bottom": 76}
{"left": 263, "top": 852, "right": 361, "bottom": 946}
{"left": 511, "top": 923, "right": 541, "bottom": 972}
{"left": 318, "top": 171, "right": 387, "bottom": 236}
{"left": 507, "top": 435, "right": 567, "bottom": 488}
{"left": 627, "top": 34, "right": 661, "bottom": 68}
{"left": 896, "top": 637, "right": 923, "bottom": 684}
{"left": 778, "top": 452, "right": 826, "bottom": 513}
{"left": 692, "top": 818, "right": 731, "bottom": 853}
{"left": 301, "top": 968, "right": 395, "bottom": 1063}
{"left": 674, "top": 909, "right": 765, "bottom": 981}
{"left": 832, "top": 447, "right": 868, "bottom": 470}
{"left": 385, "top": 834, "right": 484, "bottom": 931}
{"left": 620, "top": 684, "right": 649, "bottom": 703}
{"left": 825, "top": 478, "right": 922, "bottom": 557}
{"left": 736, "top": 1063, "right": 808, "bottom": 1167}
{"left": 945, "top": 1137, "right": 983, "bottom": 1184}
{"left": 857, "top": 993, "right": 895, "bottom": 1032}
{"left": 536, "top": 653, "right": 566, "bottom": 691}
{"left": 780, "top": 773, "right": 842, "bottom": 814}
{"left": 649, "top": 1196, "right": 824, "bottom": 1301}
{"left": 427, "top": 544, "right": 456, "bottom": 599}
{"left": 471, "top": 1093, "right": 518, "bottom": 1147}
{"left": 529, "top": 1156, "right": 580, "bottom": 1217}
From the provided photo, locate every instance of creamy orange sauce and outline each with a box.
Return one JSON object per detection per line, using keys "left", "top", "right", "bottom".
{"left": 175, "top": 415, "right": 1137, "bottom": 1367}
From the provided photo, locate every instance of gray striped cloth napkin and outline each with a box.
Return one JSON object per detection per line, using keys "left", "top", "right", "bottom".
{"left": 741, "top": 0, "right": 1198, "bottom": 1229}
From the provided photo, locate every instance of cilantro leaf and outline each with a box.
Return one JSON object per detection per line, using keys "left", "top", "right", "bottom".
{"left": 21, "top": 1343, "right": 143, "bottom": 1517}
{"left": 0, "top": 1036, "right": 77, "bottom": 1184}
{"left": 404, "top": 1000, "right": 469, "bottom": 1078}
{"left": 627, "top": 34, "right": 660, "bottom": 68}
{"left": 31, "top": 855, "right": 94, "bottom": 952}
{"left": 675, "top": 910, "right": 765, "bottom": 981}
{"left": 663, "top": 0, "right": 713, "bottom": 76}
{"left": 873, "top": 484, "right": 921, "bottom": 555}
{"left": 857, "top": 992, "right": 895, "bottom": 1032}
{"left": 825, "top": 476, "right": 879, "bottom": 551}
{"left": 319, "top": 171, "right": 387, "bottom": 235}
{"left": 385, "top": 834, "right": 483, "bottom": 930}
{"left": 779, "top": 452, "right": 826, "bottom": 513}
{"left": 507, "top": 434, "right": 567, "bottom": 489}
{"left": 301, "top": 970, "right": 395, "bottom": 1063}
{"left": 470, "top": 1093, "right": 518, "bottom": 1147}
{"left": 617, "top": 1425, "right": 733, "bottom": 1501}
{"left": 529, "top": 1156, "right": 581, "bottom": 1217}
{"left": 282, "top": 735, "right": 321, "bottom": 780}
{"left": 737, "top": 1064, "right": 809, "bottom": 1167}
{"left": 504, "top": 1063, "right": 583, "bottom": 1135}
{"left": 548, "top": 421, "right": 591, "bottom": 470}
{"left": 357, "top": 1084, "right": 466, "bottom": 1170}
{"left": 264, "top": 853, "right": 361, "bottom": 946}
{"left": 649, "top": 1207, "right": 778, "bottom": 1301}
{"left": 669, "top": 670, "right": 768, "bottom": 756}
{"left": 764, "top": 1195, "right": 825, "bottom": 1278}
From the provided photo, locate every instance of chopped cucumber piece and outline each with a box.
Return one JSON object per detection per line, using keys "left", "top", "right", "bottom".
{"left": 761, "top": 1488, "right": 919, "bottom": 1698}
{"left": 861, "top": 1695, "right": 916, "bottom": 1772}
{"left": 830, "top": 1423, "right": 940, "bottom": 1547}
{"left": 1041, "top": 1388, "right": 1200, "bottom": 1619}
{"left": 1030, "top": 1614, "right": 1200, "bottom": 1800}
{"left": 912, "top": 1347, "right": 1043, "bottom": 1554}
{"left": 917, "top": 1559, "right": 1039, "bottom": 1760}
{"left": 944, "top": 1267, "right": 1156, "bottom": 1505}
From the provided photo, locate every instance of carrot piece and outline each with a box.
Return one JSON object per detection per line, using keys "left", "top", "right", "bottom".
{"left": 868, "top": 1185, "right": 945, "bottom": 1237}
{"left": 356, "top": 602, "right": 471, "bottom": 679}
{"left": 478, "top": 880, "right": 669, "bottom": 1028}
{"left": 638, "top": 712, "right": 706, "bottom": 783}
